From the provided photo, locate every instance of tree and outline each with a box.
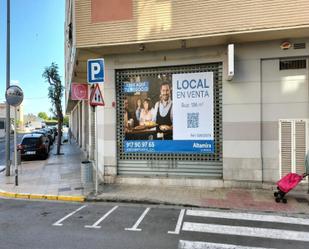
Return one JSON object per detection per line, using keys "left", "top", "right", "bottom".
{"left": 63, "top": 115, "right": 69, "bottom": 127}
{"left": 38, "top": 112, "right": 49, "bottom": 120}
{"left": 42, "top": 63, "right": 64, "bottom": 155}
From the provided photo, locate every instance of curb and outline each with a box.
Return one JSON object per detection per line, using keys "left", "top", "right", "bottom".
{"left": 0, "top": 191, "right": 85, "bottom": 202}
{"left": 85, "top": 196, "right": 200, "bottom": 208}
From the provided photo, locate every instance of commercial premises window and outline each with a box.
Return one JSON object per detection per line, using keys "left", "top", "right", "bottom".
{"left": 0, "top": 121, "right": 4, "bottom": 129}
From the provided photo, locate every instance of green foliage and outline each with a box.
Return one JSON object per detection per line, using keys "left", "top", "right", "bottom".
{"left": 42, "top": 62, "right": 64, "bottom": 155}
{"left": 38, "top": 112, "right": 49, "bottom": 120}
{"left": 42, "top": 63, "right": 64, "bottom": 117}
{"left": 63, "top": 115, "right": 69, "bottom": 126}
{"left": 45, "top": 120, "right": 58, "bottom": 126}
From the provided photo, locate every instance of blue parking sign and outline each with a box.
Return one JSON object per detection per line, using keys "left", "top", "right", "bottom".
{"left": 87, "top": 59, "right": 104, "bottom": 84}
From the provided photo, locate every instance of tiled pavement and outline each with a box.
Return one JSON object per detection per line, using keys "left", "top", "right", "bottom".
{"left": 0, "top": 141, "right": 93, "bottom": 197}
{"left": 0, "top": 141, "right": 309, "bottom": 214}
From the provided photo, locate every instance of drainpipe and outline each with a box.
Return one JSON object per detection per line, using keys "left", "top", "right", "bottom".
{"left": 260, "top": 59, "right": 264, "bottom": 185}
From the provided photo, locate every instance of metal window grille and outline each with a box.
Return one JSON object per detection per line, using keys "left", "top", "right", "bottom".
{"left": 116, "top": 63, "right": 223, "bottom": 177}
{"left": 279, "top": 59, "right": 307, "bottom": 70}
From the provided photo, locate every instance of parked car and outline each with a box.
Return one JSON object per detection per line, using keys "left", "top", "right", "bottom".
{"left": 51, "top": 126, "right": 58, "bottom": 137}
{"left": 32, "top": 129, "right": 53, "bottom": 146}
{"left": 43, "top": 127, "right": 55, "bottom": 142}
{"left": 17, "top": 133, "right": 50, "bottom": 160}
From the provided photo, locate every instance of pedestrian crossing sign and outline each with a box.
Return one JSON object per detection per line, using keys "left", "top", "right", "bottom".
{"left": 90, "top": 84, "right": 104, "bottom": 106}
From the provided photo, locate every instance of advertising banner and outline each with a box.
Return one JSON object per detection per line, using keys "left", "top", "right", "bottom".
{"left": 123, "top": 72, "right": 214, "bottom": 153}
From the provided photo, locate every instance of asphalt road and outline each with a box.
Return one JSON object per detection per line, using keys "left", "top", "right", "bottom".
{"left": 0, "top": 133, "right": 26, "bottom": 166}
{"left": 0, "top": 199, "right": 309, "bottom": 249}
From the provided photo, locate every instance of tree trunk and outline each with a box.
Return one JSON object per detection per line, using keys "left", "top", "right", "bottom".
{"left": 56, "top": 101, "right": 63, "bottom": 155}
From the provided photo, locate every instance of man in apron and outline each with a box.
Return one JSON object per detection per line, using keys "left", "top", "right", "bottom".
{"left": 153, "top": 82, "right": 173, "bottom": 140}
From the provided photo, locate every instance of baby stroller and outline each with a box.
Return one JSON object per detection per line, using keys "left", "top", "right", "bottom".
{"left": 274, "top": 173, "right": 308, "bottom": 203}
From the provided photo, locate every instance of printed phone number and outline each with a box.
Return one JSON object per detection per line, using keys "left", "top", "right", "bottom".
{"left": 125, "top": 141, "right": 155, "bottom": 148}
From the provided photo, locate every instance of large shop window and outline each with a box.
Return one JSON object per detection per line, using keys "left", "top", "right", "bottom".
{"left": 115, "top": 63, "right": 223, "bottom": 178}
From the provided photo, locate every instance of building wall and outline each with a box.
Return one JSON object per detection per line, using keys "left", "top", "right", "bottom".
{"left": 75, "top": 0, "right": 309, "bottom": 48}
{"left": 92, "top": 38, "right": 309, "bottom": 184}
{"left": 97, "top": 44, "right": 225, "bottom": 182}
{"left": 0, "top": 118, "right": 4, "bottom": 138}
{"left": 71, "top": 104, "right": 79, "bottom": 139}
{"left": 223, "top": 38, "right": 309, "bottom": 183}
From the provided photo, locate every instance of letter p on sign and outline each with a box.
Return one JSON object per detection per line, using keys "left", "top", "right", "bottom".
{"left": 87, "top": 59, "right": 104, "bottom": 84}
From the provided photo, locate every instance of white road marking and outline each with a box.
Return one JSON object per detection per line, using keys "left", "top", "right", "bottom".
{"left": 186, "top": 210, "right": 309, "bottom": 226}
{"left": 85, "top": 206, "right": 118, "bottom": 229}
{"left": 53, "top": 205, "right": 87, "bottom": 226}
{"left": 125, "top": 207, "right": 151, "bottom": 231}
{"left": 168, "top": 209, "right": 185, "bottom": 234}
{"left": 178, "top": 240, "right": 274, "bottom": 249}
{"left": 182, "top": 222, "right": 309, "bottom": 242}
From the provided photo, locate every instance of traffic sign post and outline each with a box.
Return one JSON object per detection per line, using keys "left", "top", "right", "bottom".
{"left": 87, "top": 58, "right": 105, "bottom": 195}
{"left": 5, "top": 85, "right": 24, "bottom": 186}
{"left": 71, "top": 83, "right": 88, "bottom": 100}
{"left": 89, "top": 84, "right": 104, "bottom": 196}
{"left": 87, "top": 59, "right": 105, "bottom": 84}
{"left": 90, "top": 84, "right": 105, "bottom": 106}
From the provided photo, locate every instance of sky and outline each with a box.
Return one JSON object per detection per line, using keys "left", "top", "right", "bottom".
{"left": 0, "top": 0, "right": 65, "bottom": 116}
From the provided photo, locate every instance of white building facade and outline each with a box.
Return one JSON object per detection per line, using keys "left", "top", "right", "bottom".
{"left": 65, "top": 0, "right": 309, "bottom": 188}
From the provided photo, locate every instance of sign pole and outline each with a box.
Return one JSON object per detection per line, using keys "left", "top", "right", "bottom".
{"left": 95, "top": 106, "right": 98, "bottom": 196}
{"left": 14, "top": 106, "right": 18, "bottom": 186}
{"left": 87, "top": 58, "right": 105, "bottom": 195}
{"left": 5, "top": 0, "right": 11, "bottom": 176}
{"left": 5, "top": 85, "right": 24, "bottom": 184}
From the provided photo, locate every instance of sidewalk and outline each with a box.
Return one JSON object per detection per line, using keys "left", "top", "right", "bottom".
{"left": 0, "top": 141, "right": 92, "bottom": 200}
{"left": 0, "top": 141, "right": 308, "bottom": 214}
{"left": 91, "top": 184, "right": 309, "bottom": 215}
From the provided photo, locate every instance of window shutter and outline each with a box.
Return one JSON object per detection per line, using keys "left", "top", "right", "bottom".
{"left": 295, "top": 120, "right": 306, "bottom": 175}
{"left": 280, "top": 121, "right": 293, "bottom": 177}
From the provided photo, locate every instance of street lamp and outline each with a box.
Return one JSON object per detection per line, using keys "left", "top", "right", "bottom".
{"left": 5, "top": 0, "right": 11, "bottom": 176}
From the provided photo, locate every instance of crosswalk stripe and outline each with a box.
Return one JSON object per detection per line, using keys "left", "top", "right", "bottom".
{"left": 186, "top": 210, "right": 309, "bottom": 226}
{"left": 182, "top": 222, "right": 309, "bottom": 242}
{"left": 178, "top": 240, "right": 274, "bottom": 249}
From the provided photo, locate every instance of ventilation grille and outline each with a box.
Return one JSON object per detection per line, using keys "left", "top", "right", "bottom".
{"left": 293, "top": 43, "right": 306, "bottom": 49}
{"left": 280, "top": 59, "right": 307, "bottom": 70}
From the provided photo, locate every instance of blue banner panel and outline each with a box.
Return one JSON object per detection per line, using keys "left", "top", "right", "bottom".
{"left": 124, "top": 140, "right": 214, "bottom": 153}
{"left": 124, "top": 82, "right": 149, "bottom": 93}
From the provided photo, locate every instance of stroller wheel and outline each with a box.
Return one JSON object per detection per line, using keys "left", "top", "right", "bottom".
{"left": 282, "top": 199, "right": 287, "bottom": 204}
{"left": 275, "top": 197, "right": 281, "bottom": 203}
{"left": 274, "top": 192, "right": 278, "bottom": 197}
